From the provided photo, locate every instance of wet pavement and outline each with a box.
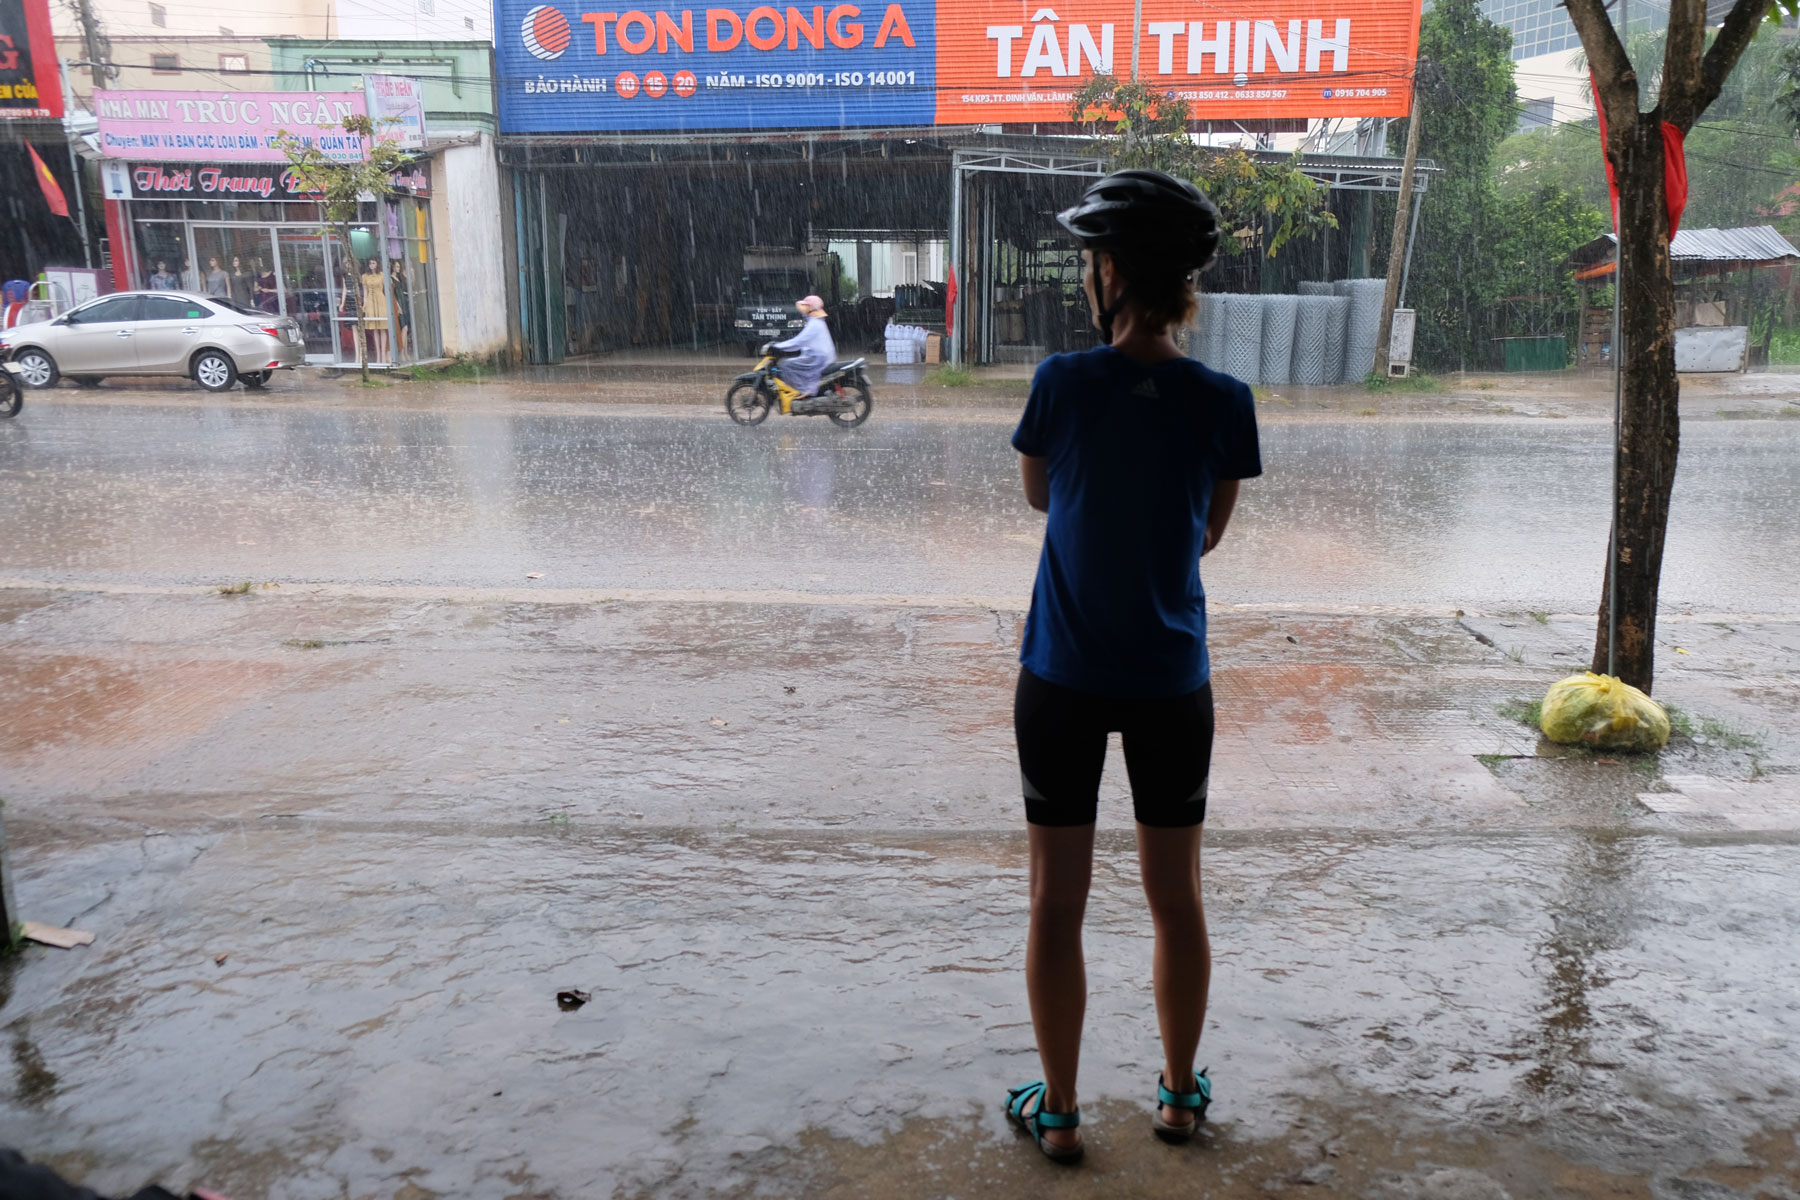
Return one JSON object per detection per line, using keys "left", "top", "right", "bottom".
{"left": 1, "top": 383, "right": 1798, "bottom": 1198}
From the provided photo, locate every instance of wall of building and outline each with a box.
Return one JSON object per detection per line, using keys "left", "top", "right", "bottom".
{"left": 1513, "top": 47, "right": 1593, "bottom": 128}
{"left": 430, "top": 134, "right": 510, "bottom": 357}
{"left": 336, "top": 0, "right": 491, "bottom": 42}
{"left": 53, "top": 35, "right": 277, "bottom": 113}
{"left": 264, "top": 39, "right": 496, "bottom": 134}
{"left": 51, "top": 0, "right": 335, "bottom": 42}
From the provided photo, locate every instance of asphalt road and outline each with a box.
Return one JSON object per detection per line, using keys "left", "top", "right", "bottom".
{"left": 2, "top": 399, "right": 1798, "bottom": 613}
{"left": 1, "top": 389, "right": 1798, "bottom": 1200}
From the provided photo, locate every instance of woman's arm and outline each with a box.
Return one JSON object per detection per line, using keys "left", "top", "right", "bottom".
{"left": 1202, "top": 478, "right": 1241, "bottom": 555}
{"left": 1020, "top": 454, "right": 1049, "bottom": 513}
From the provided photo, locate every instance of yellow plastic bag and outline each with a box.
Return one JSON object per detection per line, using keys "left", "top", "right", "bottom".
{"left": 1539, "top": 672, "right": 1670, "bottom": 751}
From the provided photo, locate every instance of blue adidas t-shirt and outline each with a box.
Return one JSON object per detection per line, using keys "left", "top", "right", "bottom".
{"left": 1012, "top": 345, "right": 1262, "bottom": 698}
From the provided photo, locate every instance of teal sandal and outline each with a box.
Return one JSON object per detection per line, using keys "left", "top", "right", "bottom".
{"left": 1004, "top": 1080, "right": 1083, "bottom": 1163}
{"left": 1152, "top": 1068, "right": 1211, "bottom": 1142}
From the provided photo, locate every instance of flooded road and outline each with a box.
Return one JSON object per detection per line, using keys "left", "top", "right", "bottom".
{"left": 1, "top": 389, "right": 1798, "bottom": 1198}
{"left": 1, "top": 400, "right": 1797, "bottom": 612}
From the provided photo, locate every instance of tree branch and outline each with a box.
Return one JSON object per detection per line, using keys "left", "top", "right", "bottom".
{"left": 1660, "top": 0, "right": 1707, "bottom": 128}
{"left": 1564, "top": 0, "right": 1640, "bottom": 138}
{"left": 1676, "top": 0, "right": 1773, "bottom": 130}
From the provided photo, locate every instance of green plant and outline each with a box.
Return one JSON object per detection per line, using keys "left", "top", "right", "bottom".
{"left": 285, "top": 638, "right": 326, "bottom": 650}
{"left": 1364, "top": 372, "right": 1444, "bottom": 393}
{"left": 1496, "top": 698, "right": 1543, "bottom": 726}
{"left": 931, "top": 364, "right": 975, "bottom": 387}
{"left": 217, "top": 581, "right": 253, "bottom": 596}
{"left": 1528, "top": 610, "right": 1550, "bottom": 625}
{"left": 1068, "top": 77, "right": 1335, "bottom": 260}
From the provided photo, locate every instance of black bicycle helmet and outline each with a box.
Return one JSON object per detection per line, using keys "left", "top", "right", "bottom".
{"left": 1057, "top": 169, "right": 1220, "bottom": 343}
{"left": 1057, "top": 169, "right": 1221, "bottom": 272}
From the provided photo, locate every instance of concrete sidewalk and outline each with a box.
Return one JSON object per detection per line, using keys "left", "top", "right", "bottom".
{"left": 1, "top": 586, "right": 1797, "bottom": 1197}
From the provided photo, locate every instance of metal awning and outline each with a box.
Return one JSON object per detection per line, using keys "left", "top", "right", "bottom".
{"left": 1569, "top": 226, "right": 1800, "bottom": 277}
{"left": 950, "top": 132, "right": 1436, "bottom": 195}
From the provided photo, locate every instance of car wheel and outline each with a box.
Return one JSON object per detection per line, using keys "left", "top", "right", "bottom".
{"left": 11, "top": 348, "right": 57, "bottom": 389}
{"left": 193, "top": 350, "right": 237, "bottom": 393}
{"left": 71, "top": 375, "right": 104, "bottom": 388}
{"left": 241, "top": 371, "right": 271, "bottom": 389}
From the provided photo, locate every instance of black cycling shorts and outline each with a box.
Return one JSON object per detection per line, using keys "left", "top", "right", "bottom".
{"left": 1013, "top": 667, "right": 1214, "bottom": 828}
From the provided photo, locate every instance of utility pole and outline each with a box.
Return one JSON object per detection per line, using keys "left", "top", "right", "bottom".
{"left": 1130, "top": 0, "right": 1143, "bottom": 79}
{"left": 56, "top": 60, "right": 95, "bottom": 268}
{"left": 71, "top": 0, "right": 110, "bottom": 89}
{"left": 1373, "top": 66, "right": 1424, "bottom": 378}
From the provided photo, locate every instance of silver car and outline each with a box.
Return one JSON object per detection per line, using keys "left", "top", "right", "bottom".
{"left": 0, "top": 291, "right": 305, "bottom": 393}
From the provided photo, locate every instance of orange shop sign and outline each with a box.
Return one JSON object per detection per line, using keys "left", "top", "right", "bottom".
{"left": 934, "top": 0, "right": 1421, "bottom": 122}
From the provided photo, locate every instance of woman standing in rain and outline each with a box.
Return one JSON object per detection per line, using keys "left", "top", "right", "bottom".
{"left": 1002, "top": 170, "right": 1260, "bottom": 1163}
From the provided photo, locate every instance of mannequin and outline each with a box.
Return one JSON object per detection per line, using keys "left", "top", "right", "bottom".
{"left": 254, "top": 257, "right": 279, "bottom": 313}
{"left": 228, "top": 256, "right": 253, "bottom": 307}
{"left": 389, "top": 259, "right": 410, "bottom": 361}
{"left": 358, "top": 258, "right": 389, "bottom": 362}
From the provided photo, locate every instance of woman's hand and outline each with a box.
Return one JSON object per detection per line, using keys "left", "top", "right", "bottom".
{"left": 1201, "top": 478, "right": 1240, "bottom": 555}
{"left": 1020, "top": 454, "right": 1049, "bottom": 513}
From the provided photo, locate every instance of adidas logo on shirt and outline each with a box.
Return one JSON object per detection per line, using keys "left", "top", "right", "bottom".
{"left": 1131, "top": 379, "right": 1160, "bottom": 399}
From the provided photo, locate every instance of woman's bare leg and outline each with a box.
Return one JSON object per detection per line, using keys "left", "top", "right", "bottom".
{"left": 1025, "top": 821, "right": 1096, "bottom": 1149}
{"left": 1135, "top": 822, "right": 1209, "bottom": 1126}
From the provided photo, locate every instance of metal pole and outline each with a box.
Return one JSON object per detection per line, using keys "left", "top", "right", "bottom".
{"left": 1607, "top": 0, "right": 1626, "bottom": 678}
{"left": 948, "top": 156, "right": 961, "bottom": 364}
{"left": 1373, "top": 73, "right": 1423, "bottom": 377}
{"left": 1398, "top": 184, "right": 1423, "bottom": 307}
{"left": 57, "top": 61, "right": 94, "bottom": 269}
{"left": 1130, "top": 0, "right": 1143, "bottom": 79}
{"left": 1608, "top": 245, "right": 1622, "bottom": 678}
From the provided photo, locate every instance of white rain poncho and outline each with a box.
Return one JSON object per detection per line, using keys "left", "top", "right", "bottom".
{"left": 771, "top": 315, "right": 836, "bottom": 395}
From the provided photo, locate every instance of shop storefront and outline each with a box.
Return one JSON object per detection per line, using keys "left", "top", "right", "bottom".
{"left": 95, "top": 89, "right": 442, "bottom": 367}
{"left": 103, "top": 162, "right": 439, "bottom": 367}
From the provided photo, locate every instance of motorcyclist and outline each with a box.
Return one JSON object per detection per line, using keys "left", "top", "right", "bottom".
{"left": 766, "top": 294, "right": 835, "bottom": 397}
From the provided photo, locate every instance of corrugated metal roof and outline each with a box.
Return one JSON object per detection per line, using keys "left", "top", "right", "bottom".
{"left": 1575, "top": 226, "right": 1798, "bottom": 265}
{"left": 1669, "top": 226, "right": 1798, "bottom": 262}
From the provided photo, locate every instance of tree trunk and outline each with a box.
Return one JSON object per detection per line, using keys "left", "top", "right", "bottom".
{"left": 1589, "top": 116, "right": 1679, "bottom": 694}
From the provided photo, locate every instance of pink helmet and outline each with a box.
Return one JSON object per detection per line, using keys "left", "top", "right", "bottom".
{"left": 798, "top": 294, "right": 824, "bottom": 311}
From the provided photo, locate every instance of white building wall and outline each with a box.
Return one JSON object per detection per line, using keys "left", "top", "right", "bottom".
{"left": 337, "top": 0, "right": 493, "bottom": 40}
{"left": 1513, "top": 47, "right": 1594, "bottom": 125}
{"left": 430, "top": 135, "right": 510, "bottom": 358}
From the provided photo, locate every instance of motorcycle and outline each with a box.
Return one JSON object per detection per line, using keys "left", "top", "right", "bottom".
{"left": 0, "top": 355, "right": 22, "bottom": 419}
{"left": 726, "top": 343, "right": 873, "bottom": 428}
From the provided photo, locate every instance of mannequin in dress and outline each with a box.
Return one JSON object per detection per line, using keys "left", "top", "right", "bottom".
{"left": 228, "top": 256, "right": 254, "bottom": 307}
{"left": 254, "top": 257, "right": 279, "bottom": 313}
{"left": 389, "top": 259, "right": 411, "bottom": 361}
{"left": 358, "top": 258, "right": 389, "bottom": 362}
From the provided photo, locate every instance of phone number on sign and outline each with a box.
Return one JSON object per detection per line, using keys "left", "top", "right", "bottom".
{"left": 740, "top": 70, "right": 918, "bottom": 87}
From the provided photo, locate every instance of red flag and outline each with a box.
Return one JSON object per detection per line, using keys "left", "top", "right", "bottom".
{"left": 945, "top": 263, "right": 957, "bottom": 333}
{"left": 1588, "top": 75, "right": 1688, "bottom": 238}
{"left": 27, "top": 144, "right": 69, "bottom": 219}
{"left": 1661, "top": 122, "right": 1688, "bottom": 237}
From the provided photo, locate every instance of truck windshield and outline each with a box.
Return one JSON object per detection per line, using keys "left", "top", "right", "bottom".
{"left": 739, "top": 271, "right": 813, "bottom": 303}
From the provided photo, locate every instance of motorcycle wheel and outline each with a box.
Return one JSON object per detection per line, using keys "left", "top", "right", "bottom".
{"left": 726, "top": 380, "right": 772, "bottom": 426}
{"left": 0, "top": 377, "right": 20, "bottom": 418}
{"left": 827, "top": 380, "right": 873, "bottom": 428}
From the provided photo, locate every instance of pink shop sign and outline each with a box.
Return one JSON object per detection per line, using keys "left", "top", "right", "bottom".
{"left": 94, "top": 89, "right": 371, "bottom": 163}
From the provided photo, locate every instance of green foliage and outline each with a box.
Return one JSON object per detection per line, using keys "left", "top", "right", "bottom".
{"left": 931, "top": 364, "right": 975, "bottom": 386}
{"left": 1069, "top": 77, "right": 1335, "bottom": 260}
{"left": 1363, "top": 371, "right": 1443, "bottom": 392}
{"left": 1405, "top": 0, "right": 1520, "bottom": 370}
{"left": 1496, "top": 697, "right": 1544, "bottom": 726}
{"left": 1505, "top": 31, "right": 1800, "bottom": 235}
